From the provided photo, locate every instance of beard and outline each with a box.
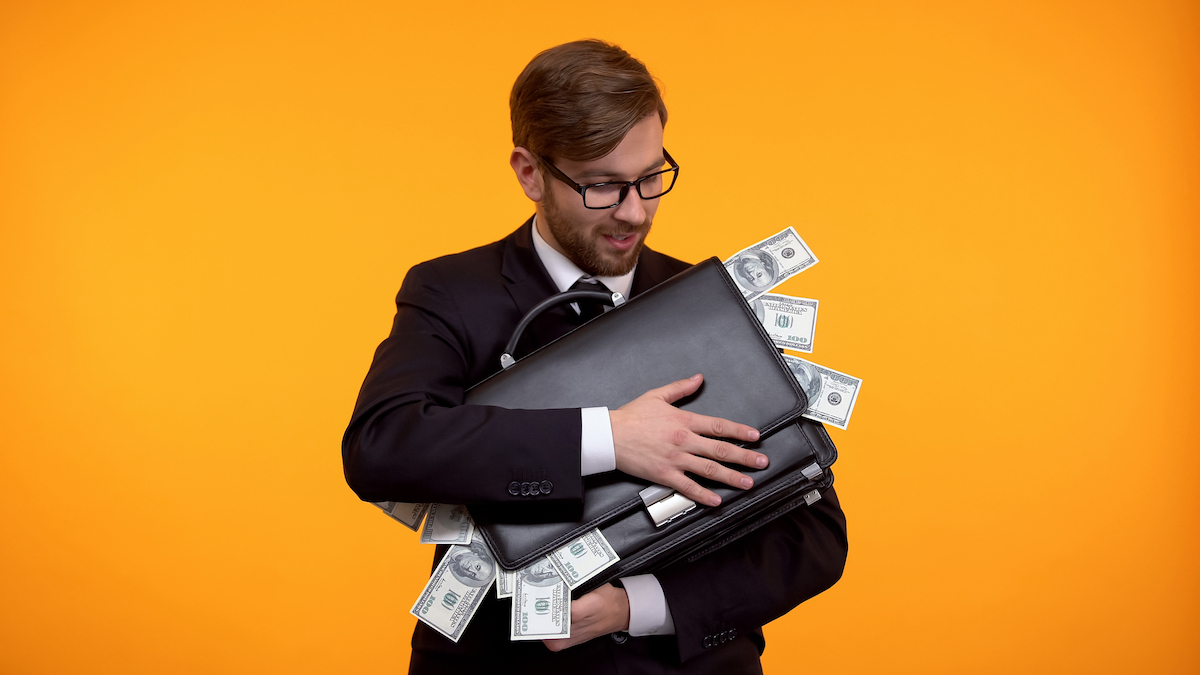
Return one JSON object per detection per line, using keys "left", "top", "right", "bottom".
{"left": 542, "top": 185, "right": 651, "bottom": 277}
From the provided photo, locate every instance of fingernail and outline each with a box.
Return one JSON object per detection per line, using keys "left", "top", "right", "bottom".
{"left": 709, "top": 495, "right": 721, "bottom": 506}
{"left": 747, "top": 429, "right": 760, "bottom": 441}
{"left": 756, "top": 456, "right": 768, "bottom": 468}
{"left": 741, "top": 477, "right": 752, "bottom": 489}
{"left": 691, "top": 374, "right": 702, "bottom": 381}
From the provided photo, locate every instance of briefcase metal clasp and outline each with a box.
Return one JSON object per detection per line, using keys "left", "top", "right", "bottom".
{"left": 639, "top": 484, "right": 698, "bottom": 527}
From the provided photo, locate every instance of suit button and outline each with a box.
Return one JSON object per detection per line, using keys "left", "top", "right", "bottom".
{"left": 529, "top": 482, "right": 541, "bottom": 496}
{"left": 610, "top": 631, "right": 628, "bottom": 644}
{"left": 520, "top": 482, "right": 530, "bottom": 496}
{"left": 703, "top": 636, "right": 712, "bottom": 649}
{"left": 730, "top": 628, "right": 737, "bottom": 639}
{"left": 540, "top": 480, "right": 553, "bottom": 495}
{"left": 508, "top": 481, "right": 521, "bottom": 496}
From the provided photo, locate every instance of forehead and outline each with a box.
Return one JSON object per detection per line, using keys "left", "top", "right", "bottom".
{"left": 555, "top": 114, "right": 665, "bottom": 180}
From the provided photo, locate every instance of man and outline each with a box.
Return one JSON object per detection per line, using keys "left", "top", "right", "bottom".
{"left": 343, "top": 39, "right": 847, "bottom": 674}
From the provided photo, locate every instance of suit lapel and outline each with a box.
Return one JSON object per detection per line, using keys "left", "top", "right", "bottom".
{"left": 500, "top": 217, "right": 560, "bottom": 316}
{"left": 499, "top": 217, "right": 582, "bottom": 355}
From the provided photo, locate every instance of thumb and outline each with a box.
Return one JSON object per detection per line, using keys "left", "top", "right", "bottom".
{"left": 656, "top": 373, "right": 704, "bottom": 404}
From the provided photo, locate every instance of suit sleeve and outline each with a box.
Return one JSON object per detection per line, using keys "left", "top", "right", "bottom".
{"left": 341, "top": 262, "right": 584, "bottom": 509}
{"left": 657, "top": 486, "right": 848, "bottom": 663}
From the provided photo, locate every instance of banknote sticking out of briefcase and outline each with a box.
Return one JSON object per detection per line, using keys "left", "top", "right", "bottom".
{"left": 467, "top": 257, "right": 838, "bottom": 594}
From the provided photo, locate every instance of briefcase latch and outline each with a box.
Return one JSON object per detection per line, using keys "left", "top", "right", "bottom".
{"left": 639, "top": 484, "right": 698, "bottom": 527}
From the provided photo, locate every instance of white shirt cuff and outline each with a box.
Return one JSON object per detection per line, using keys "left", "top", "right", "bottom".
{"left": 580, "top": 407, "right": 616, "bottom": 476}
{"left": 622, "top": 574, "right": 676, "bottom": 636}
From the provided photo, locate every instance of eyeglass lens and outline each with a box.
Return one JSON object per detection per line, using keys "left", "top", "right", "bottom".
{"left": 582, "top": 165, "right": 677, "bottom": 209}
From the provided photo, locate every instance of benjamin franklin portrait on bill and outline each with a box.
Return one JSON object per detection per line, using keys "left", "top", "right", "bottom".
{"left": 518, "top": 558, "right": 562, "bottom": 587}
{"left": 731, "top": 250, "right": 779, "bottom": 292}
{"left": 787, "top": 359, "right": 822, "bottom": 407}
{"left": 751, "top": 297, "right": 767, "bottom": 324}
{"left": 447, "top": 541, "right": 496, "bottom": 588}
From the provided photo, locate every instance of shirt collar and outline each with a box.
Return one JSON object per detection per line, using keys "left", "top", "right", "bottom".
{"left": 531, "top": 215, "right": 636, "bottom": 298}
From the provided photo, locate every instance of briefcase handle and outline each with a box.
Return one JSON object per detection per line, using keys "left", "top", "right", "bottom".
{"left": 499, "top": 289, "right": 626, "bottom": 369}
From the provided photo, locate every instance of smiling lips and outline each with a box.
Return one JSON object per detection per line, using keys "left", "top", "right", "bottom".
{"left": 602, "top": 233, "right": 639, "bottom": 251}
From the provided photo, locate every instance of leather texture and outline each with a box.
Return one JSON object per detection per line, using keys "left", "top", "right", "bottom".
{"left": 468, "top": 257, "right": 838, "bottom": 590}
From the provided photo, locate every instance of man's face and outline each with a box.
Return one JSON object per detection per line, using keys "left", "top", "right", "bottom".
{"left": 537, "top": 114, "right": 665, "bottom": 277}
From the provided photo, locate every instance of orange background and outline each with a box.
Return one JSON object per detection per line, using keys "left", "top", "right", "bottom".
{"left": 2, "top": 1, "right": 1197, "bottom": 673}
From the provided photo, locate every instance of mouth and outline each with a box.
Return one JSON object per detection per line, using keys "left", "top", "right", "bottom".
{"left": 602, "top": 232, "right": 640, "bottom": 251}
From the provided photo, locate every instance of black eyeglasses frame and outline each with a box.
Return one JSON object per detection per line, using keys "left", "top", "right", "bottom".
{"left": 538, "top": 149, "right": 679, "bottom": 210}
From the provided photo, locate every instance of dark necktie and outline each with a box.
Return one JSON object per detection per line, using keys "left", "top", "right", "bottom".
{"left": 568, "top": 277, "right": 612, "bottom": 322}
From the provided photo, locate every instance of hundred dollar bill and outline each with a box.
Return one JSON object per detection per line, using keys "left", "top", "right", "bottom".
{"left": 723, "top": 226, "right": 818, "bottom": 302}
{"left": 781, "top": 354, "right": 862, "bottom": 431}
{"left": 409, "top": 540, "right": 497, "bottom": 643}
{"left": 420, "top": 504, "right": 475, "bottom": 545}
{"left": 510, "top": 558, "right": 570, "bottom": 641}
{"left": 546, "top": 529, "right": 620, "bottom": 590}
{"left": 496, "top": 569, "right": 515, "bottom": 599}
{"left": 751, "top": 293, "right": 818, "bottom": 353}
{"left": 372, "top": 501, "right": 429, "bottom": 532}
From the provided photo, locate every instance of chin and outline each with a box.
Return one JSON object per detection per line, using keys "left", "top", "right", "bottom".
{"left": 591, "top": 242, "right": 644, "bottom": 277}
{"left": 541, "top": 199, "right": 651, "bottom": 276}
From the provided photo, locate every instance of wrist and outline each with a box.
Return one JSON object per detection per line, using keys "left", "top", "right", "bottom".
{"left": 608, "top": 581, "right": 631, "bottom": 632}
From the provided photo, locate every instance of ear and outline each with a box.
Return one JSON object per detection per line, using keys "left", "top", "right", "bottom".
{"left": 509, "top": 147, "right": 544, "bottom": 202}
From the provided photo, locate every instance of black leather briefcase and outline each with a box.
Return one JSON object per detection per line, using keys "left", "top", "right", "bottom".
{"left": 467, "top": 258, "right": 837, "bottom": 594}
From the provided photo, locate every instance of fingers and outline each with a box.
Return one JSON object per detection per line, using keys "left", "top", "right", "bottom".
{"left": 662, "top": 439, "right": 766, "bottom": 506}
{"left": 669, "top": 473, "right": 721, "bottom": 507}
{"left": 646, "top": 376, "right": 763, "bottom": 448}
{"left": 680, "top": 452, "right": 755, "bottom": 490}
{"left": 616, "top": 374, "right": 770, "bottom": 508}
{"left": 683, "top": 430, "right": 768, "bottom": 470}
{"left": 690, "top": 412, "right": 761, "bottom": 445}
{"left": 544, "top": 637, "right": 578, "bottom": 652}
{"left": 652, "top": 373, "right": 704, "bottom": 405}
{"left": 543, "top": 585, "right": 627, "bottom": 651}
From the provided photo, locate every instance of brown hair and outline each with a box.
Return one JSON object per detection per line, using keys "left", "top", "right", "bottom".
{"left": 510, "top": 39, "right": 668, "bottom": 162}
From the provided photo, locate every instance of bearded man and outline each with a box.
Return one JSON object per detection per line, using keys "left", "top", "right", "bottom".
{"left": 343, "top": 39, "right": 848, "bottom": 675}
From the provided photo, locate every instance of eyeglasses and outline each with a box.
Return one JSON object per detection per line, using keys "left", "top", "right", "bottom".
{"left": 539, "top": 149, "right": 679, "bottom": 209}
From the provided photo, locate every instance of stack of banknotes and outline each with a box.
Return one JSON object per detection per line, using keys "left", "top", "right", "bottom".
{"left": 372, "top": 500, "right": 619, "bottom": 642}
{"left": 376, "top": 226, "right": 863, "bottom": 642}
{"left": 721, "top": 226, "right": 863, "bottom": 431}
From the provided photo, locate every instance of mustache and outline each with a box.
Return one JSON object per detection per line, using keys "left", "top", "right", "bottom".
{"left": 598, "top": 222, "right": 651, "bottom": 238}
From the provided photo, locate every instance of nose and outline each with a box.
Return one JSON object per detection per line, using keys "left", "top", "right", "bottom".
{"left": 612, "top": 187, "right": 648, "bottom": 225}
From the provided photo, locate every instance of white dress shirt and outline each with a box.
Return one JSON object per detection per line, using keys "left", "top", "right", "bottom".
{"left": 530, "top": 217, "right": 676, "bottom": 637}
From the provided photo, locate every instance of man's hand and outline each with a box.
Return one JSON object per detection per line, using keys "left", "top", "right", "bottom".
{"left": 609, "top": 373, "right": 767, "bottom": 507}
{"left": 543, "top": 583, "right": 630, "bottom": 652}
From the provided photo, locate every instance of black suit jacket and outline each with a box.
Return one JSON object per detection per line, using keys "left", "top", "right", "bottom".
{"left": 343, "top": 219, "right": 848, "bottom": 674}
